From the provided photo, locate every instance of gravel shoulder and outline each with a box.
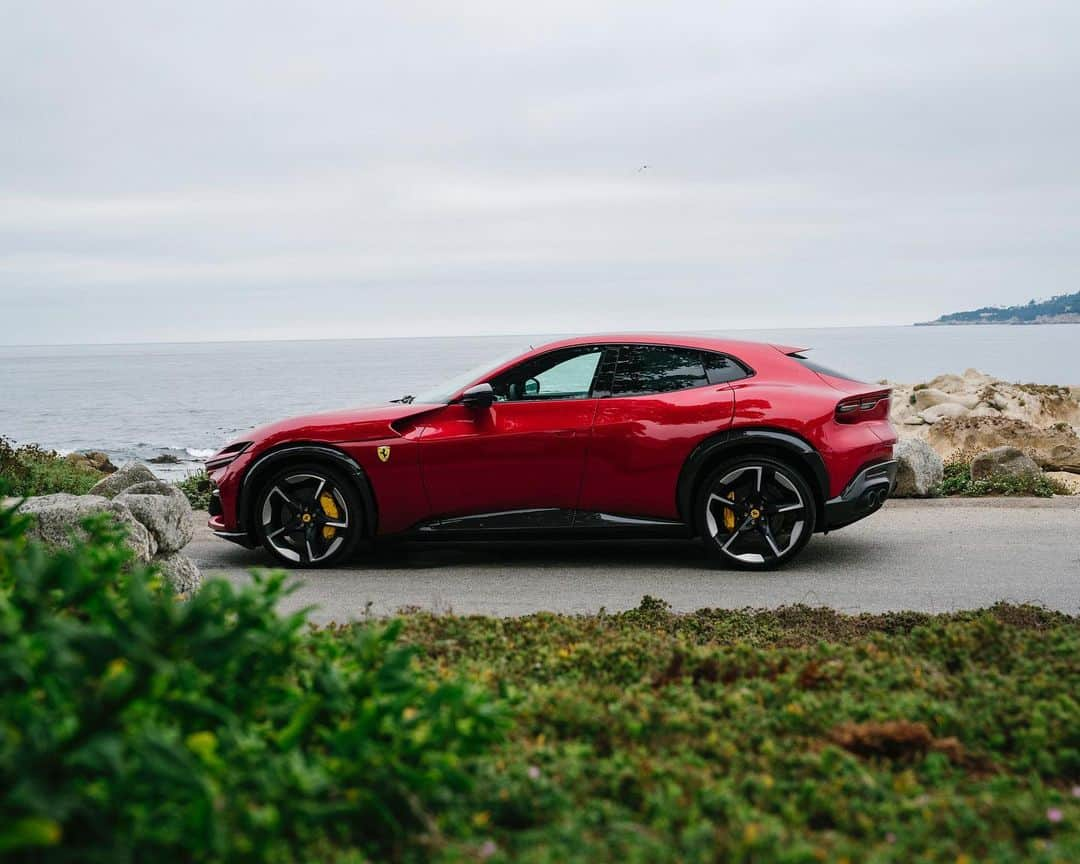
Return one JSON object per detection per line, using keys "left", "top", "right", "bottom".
{"left": 187, "top": 498, "right": 1080, "bottom": 622}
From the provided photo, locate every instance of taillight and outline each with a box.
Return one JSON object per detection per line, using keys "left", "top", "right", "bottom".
{"left": 835, "top": 390, "right": 891, "bottom": 423}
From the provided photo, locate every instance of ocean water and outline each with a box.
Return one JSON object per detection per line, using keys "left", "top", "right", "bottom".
{"left": 2, "top": 325, "right": 1077, "bottom": 480}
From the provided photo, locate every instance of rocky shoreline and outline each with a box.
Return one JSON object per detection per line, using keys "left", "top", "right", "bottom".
{"left": 888, "top": 369, "right": 1080, "bottom": 496}
{"left": 5, "top": 462, "right": 202, "bottom": 593}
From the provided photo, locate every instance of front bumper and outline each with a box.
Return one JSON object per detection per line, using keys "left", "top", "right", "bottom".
{"left": 207, "top": 483, "right": 256, "bottom": 548}
{"left": 821, "top": 459, "right": 898, "bottom": 532}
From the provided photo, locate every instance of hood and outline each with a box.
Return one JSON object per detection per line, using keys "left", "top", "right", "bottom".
{"left": 243, "top": 402, "right": 441, "bottom": 448}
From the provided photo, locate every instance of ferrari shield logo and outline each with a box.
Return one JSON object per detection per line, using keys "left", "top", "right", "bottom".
{"left": 377, "top": 446, "right": 391, "bottom": 463}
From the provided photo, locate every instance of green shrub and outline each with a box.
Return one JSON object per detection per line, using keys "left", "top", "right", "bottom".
{"left": 399, "top": 598, "right": 1080, "bottom": 862}
{"left": 0, "top": 436, "right": 100, "bottom": 496}
{"left": 175, "top": 469, "right": 212, "bottom": 510}
{"left": 0, "top": 495, "right": 506, "bottom": 862}
{"left": 936, "top": 456, "right": 1070, "bottom": 497}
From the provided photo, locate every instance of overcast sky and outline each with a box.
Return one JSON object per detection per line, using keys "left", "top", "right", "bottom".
{"left": 1, "top": 1, "right": 1077, "bottom": 345}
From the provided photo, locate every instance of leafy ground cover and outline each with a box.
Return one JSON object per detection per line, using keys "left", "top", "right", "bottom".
{"left": 174, "top": 468, "right": 212, "bottom": 509}
{"left": 936, "top": 453, "right": 1070, "bottom": 498}
{"left": 395, "top": 600, "right": 1080, "bottom": 862}
{"left": 2, "top": 490, "right": 1078, "bottom": 862}
{"left": 0, "top": 437, "right": 101, "bottom": 497}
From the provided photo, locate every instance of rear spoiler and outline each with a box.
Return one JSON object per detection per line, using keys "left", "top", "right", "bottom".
{"left": 773, "top": 344, "right": 809, "bottom": 356}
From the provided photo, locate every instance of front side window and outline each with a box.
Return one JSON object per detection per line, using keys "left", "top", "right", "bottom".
{"left": 491, "top": 346, "right": 604, "bottom": 402}
{"left": 611, "top": 345, "right": 708, "bottom": 396}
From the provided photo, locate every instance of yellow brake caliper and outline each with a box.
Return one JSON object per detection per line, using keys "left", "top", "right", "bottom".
{"left": 723, "top": 491, "right": 736, "bottom": 532}
{"left": 320, "top": 493, "right": 340, "bottom": 540}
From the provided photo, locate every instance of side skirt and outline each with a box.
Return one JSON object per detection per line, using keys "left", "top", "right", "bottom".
{"left": 408, "top": 508, "right": 691, "bottom": 541}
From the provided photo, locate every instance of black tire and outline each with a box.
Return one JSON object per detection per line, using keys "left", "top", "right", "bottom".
{"left": 696, "top": 455, "right": 816, "bottom": 570}
{"left": 253, "top": 462, "right": 365, "bottom": 568}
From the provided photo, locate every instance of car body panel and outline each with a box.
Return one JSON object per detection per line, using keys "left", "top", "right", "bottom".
{"left": 206, "top": 333, "right": 897, "bottom": 546}
{"left": 579, "top": 385, "right": 735, "bottom": 519}
{"left": 412, "top": 399, "right": 598, "bottom": 518}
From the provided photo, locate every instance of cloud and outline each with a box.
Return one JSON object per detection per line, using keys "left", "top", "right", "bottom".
{"left": 1, "top": 0, "right": 1078, "bottom": 343}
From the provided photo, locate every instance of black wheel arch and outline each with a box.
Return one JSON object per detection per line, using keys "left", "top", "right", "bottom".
{"left": 677, "top": 428, "right": 828, "bottom": 529}
{"left": 237, "top": 443, "right": 377, "bottom": 542}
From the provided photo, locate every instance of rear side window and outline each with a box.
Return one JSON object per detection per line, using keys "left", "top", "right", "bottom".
{"left": 788, "top": 352, "right": 865, "bottom": 384}
{"left": 612, "top": 345, "right": 708, "bottom": 396}
{"left": 703, "top": 352, "right": 750, "bottom": 384}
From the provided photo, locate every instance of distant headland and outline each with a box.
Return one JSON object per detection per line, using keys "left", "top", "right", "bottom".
{"left": 916, "top": 291, "right": 1080, "bottom": 326}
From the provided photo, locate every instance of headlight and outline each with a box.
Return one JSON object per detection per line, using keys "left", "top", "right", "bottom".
{"left": 205, "top": 441, "right": 252, "bottom": 470}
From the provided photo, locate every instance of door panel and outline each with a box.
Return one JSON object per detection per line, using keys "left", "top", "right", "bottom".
{"left": 417, "top": 400, "right": 597, "bottom": 519}
{"left": 579, "top": 386, "right": 735, "bottom": 520}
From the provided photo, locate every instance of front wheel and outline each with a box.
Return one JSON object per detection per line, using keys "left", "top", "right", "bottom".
{"left": 254, "top": 462, "right": 364, "bottom": 568}
{"left": 697, "top": 456, "right": 816, "bottom": 570}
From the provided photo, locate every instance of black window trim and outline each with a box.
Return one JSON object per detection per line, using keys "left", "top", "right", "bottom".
{"left": 603, "top": 343, "right": 755, "bottom": 399}
{"left": 482, "top": 342, "right": 756, "bottom": 404}
{"left": 487, "top": 344, "right": 613, "bottom": 404}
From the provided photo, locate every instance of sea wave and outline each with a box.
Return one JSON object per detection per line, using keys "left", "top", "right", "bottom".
{"left": 185, "top": 448, "right": 216, "bottom": 459}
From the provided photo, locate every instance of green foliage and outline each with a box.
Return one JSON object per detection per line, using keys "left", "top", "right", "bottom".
{"left": 0, "top": 436, "right": 100, "bottom": 496}
{"left": 0, "top": 496, "right": 506, "bottom": 863}
{"left": 936, "top": 457, "right": 1069, "bottom": 497}
{"left": 398, "top": 597, "right": 1080, "bottom": 862}
{"left": 174, "top": 469, "right": 212, "bottom": 510}
{"left": 3, "top": 485, "right": 1078, "bottom": 861}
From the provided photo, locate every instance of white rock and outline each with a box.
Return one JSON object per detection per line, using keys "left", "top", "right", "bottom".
{"left": 154, "top": 553, "right": 202, "bottom": 594}
{"left": 88, "top": 462, "right": 158, "bottom": 499}
{"left": 17, "top": 493, "right": 156, "bottom": 562}
{"left": 1044, "top": 472, "right": 1080, "bottom": 494}
{"left": 919, "top": 403, "right": 970, "bottom": 424}
{"left": 115, "top": 480, "right": 195, "bottom": 554}
{"left": 892, "top": 439, "right": 944, "bottom": 497}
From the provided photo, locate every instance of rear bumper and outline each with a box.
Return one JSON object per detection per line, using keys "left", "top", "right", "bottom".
{"left": 821, "top": 459, "right": 897, "bottom": 532}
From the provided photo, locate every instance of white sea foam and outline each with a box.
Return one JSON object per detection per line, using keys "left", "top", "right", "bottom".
{"left": 185, "top": 448, "right": 216, "bottom": 458}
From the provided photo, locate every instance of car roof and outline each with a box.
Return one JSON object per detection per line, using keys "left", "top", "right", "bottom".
{"left": 526, "top": 333, "right": 806, "bottom": 359}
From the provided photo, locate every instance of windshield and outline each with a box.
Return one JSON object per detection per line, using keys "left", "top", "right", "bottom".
{"left": 408, "top": 348, "right": 528, "bottom": 404}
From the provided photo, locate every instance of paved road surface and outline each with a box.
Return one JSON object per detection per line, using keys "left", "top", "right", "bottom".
{"left": 188, "top": 498, "right": 1080, "bottom": 622}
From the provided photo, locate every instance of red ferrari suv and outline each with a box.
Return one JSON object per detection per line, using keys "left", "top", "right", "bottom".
{"left": 206, "top": 335, "right": 897, "bottom": 569}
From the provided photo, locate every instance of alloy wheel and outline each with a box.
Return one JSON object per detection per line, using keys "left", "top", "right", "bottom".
{"left": 701, "top": 460, "right": 814, "bottom": 568}
{"left": 259, "top": 471, "right": 353, "bottom": 565}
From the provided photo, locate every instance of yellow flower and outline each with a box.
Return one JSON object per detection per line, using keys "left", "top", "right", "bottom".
{"left": 185, "top": 731, "right": 218, "bottom": 761}
{"left": 472, "top": 811, "right": 491, "bottom": 828}
{"left": 743, "top": 823, "right": 760, "bottom": 844}
{"left": 103, "top": 658, "right": 128, "bottom": 681}
{"left": 402, "top": 707, "right": 418, "bottom": 722}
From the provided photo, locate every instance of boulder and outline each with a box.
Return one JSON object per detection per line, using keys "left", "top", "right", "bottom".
{"left": 928, "top": 417, "right": 1080, "bottom": 474}
{"left": 64, "top": 450, "right": 117, "bottom": 474}
{"left": 1044, "top": 472, "right": 1080, "bottom": 495}
{"left": 154, "top": 552, "right": 202, "bottom": 594}
{"left": 912, "top": 388, "right": 979, "bottom": 412}
{"left": 918, "top": 403, "right": 969, "bottom": 424}
{"left": 87, "top": 462, "right": 158, "bottom": 499}
{"left": 970, "top": 446, "right": 1041, "bottom": 481}
{"left": 17, "top": 493, "right": 156, "bottom": 562}
{"left": 892, "top": 439, "right": 944, "bottom": 497}
{"left": 114, "top": 480, "right": 195, "bottom": 554}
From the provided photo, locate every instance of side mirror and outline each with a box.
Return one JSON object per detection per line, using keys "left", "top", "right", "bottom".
{"left": 523, "top": 377, "right": 540, "bottom": 397}
{"left": 460, "top": 382, "right": 496, "bottom": 408}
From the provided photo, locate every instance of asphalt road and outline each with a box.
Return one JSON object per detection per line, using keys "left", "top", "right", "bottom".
{"left": 188, "top": 498, "right": 1080, "bottom": 622}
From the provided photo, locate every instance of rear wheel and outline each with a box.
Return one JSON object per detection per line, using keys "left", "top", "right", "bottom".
{"left": 697, "top": 456, "right": 816, "bottom": 570}
{"left": 254, "top": 462, "right": 364, "bottom": 568}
